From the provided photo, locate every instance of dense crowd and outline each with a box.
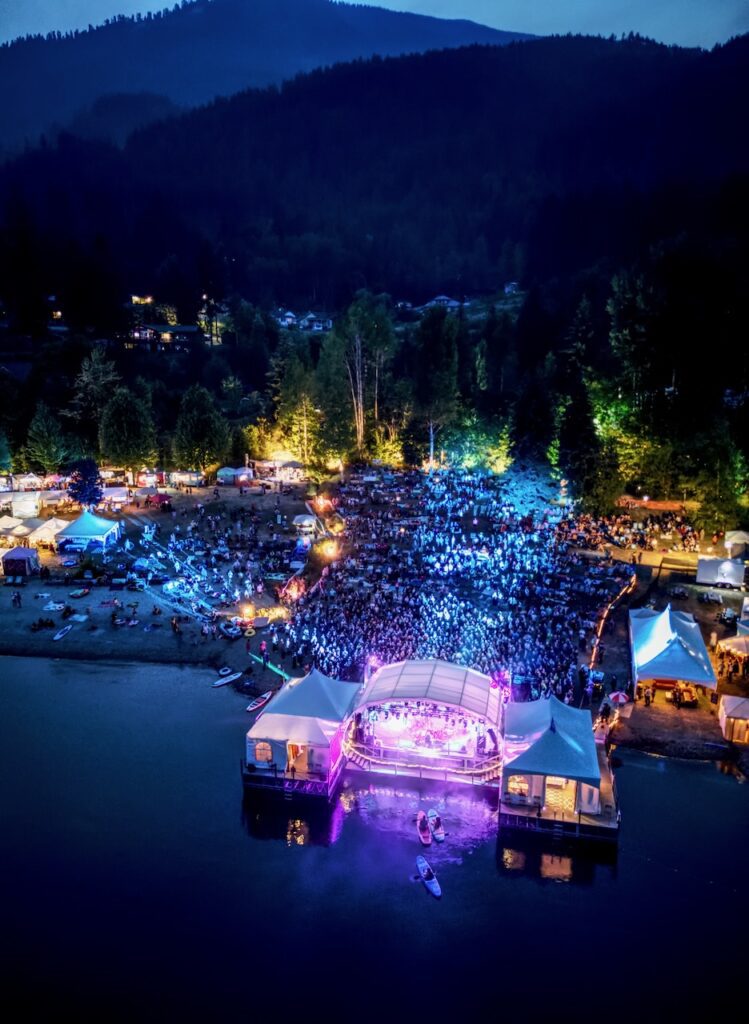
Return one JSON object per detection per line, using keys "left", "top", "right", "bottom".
{"left": 557, "top": 509, "right": 702, "bottom": 554}
{"left": 279, "top": 469, "right": 632, "bottom": 698}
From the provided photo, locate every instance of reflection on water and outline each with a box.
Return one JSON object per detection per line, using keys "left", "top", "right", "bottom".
{"left": 242, "top": 793, "right": 346, "bottom": 847}
{"left": 497, "top": 835, "right": 618, "bottom": 884}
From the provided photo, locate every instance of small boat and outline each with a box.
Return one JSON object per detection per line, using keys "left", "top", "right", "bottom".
{"left": 246, "top": 690, "right": 273, "bottom": 713}
{"left": 53, "top": 625, "right": 72, "bottom": 641}
{"left": 212, "top": 671, "right": 243, "bottom": 688}
{"left": 416, "top": 810, "right": 432, "bottom": 846}
{"left": 416, "top": 855, "right": 441, "bottom": 899}
{"left": 427, "top": 809, "right": 445, "bottom": 843}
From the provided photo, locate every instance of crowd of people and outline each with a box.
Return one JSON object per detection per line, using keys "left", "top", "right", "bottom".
{"left": 278, "top": 469, "right": 633, "bottom": 699}
{"left": 556, "top": 509, "right": 703, "bottom": 554}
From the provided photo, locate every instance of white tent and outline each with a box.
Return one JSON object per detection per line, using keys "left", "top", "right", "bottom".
{"left": 101, "top": 486, "right": 129, "bottom": 506}
{"left": 503, "top": 696, "right": 601, "bottom": 787}
{"left": 357, "top": 658, "right": 500, "bottom": 727}
{"left": 696, "top": 556, "right": 744, "bottom": 588}
{"left": 629, "top": 605, "right": 717, "bottom": 688}
{"left": 718, "top": 696, "right": 749, "bottom": 744}
{"left": 246, "top": 668, "right": 360, "bottom": 772}
{"left": 0, "top": 515, "right": 22, "bottom": 530}
{"left": 16, "top": 473, "right": 43, "bottom": 490}
{"left": 57, "top": 510, "right": 120, "bottom": 547}
{"left": 717, "top": 635, "right": 749, "bottom": 657}
{"left": 725, "top": 531, "right": 749, "bottom": 558}
{"left": 11, "top": 491, "right": 41, "bottom": 518}
{"left": 28, "top": 517, "right": 70, "bottom": 546}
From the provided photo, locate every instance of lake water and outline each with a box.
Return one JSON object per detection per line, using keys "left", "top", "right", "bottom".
{"left": 1, "top": 657, "right": 747, "bottom": 1021}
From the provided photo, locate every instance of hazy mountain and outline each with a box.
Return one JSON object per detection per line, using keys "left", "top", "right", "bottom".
{"left": 1, "top": 33, "right": 747, "bottom": 322}
{"left": 0, "top": 0, "right": 528, "bottom": 155}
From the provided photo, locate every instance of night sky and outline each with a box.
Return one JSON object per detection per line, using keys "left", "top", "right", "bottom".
{"left": 0, "top": 0, "right": 745, "bottom": 48}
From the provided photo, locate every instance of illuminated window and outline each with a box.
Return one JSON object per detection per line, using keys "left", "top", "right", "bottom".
{"left": 255, "top": 742, "right": 272, "bottom": 762}
{"left": 507, "top": 775, "right": 529, "bottom": 797}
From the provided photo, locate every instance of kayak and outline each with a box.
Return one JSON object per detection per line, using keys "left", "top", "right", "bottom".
{"left": 416, "top": 810, "right": 432, "bottom": 846}
{"left": 246, "top": 690, "right": 274, "bottom": 713}
{"left": 53, "top": 625, "right": 72, "bottom": 641}
{"left": 416, "top": 855, "right": 441, "bottom": 899}
{"left": 212, "top": 671, "right": 243, "bottom": 688}
{"left": 427, "top": 808, "right": 445, "bottom": 843}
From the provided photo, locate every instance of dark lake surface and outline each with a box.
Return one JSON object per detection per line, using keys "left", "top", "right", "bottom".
{"left": 1, "top": 657, "right": 747, "bottom": 1021}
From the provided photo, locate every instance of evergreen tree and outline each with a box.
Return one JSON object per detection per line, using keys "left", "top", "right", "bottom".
{"left": 99, "top": 387, "right": 157, "bottom": 478}
{"left": 67, "top": 458, "right": 103, "bottom": 509}
{"left": 26, "top": 402, "right": 69, "bottom": 473}
{"left": 174, "top": 384, "right": 229, "bottom": 471}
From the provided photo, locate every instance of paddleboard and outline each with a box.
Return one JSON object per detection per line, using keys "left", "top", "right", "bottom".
{"left": 212, "top": 671, "right": 243, "bottom": 687}
{"left": 427, "top": 808, "right": 445, "bottom": 842}
{"left": 416, "top": 810, "right": 432, "bottom": 846}
{"left": 416, "top": 855, "right": 441, "bottom": 899}
{"left": 53, "top": 625, "right": 72, "bottom": 641}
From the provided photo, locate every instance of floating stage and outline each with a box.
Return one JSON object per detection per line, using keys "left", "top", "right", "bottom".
{"left": 241, "top": 659, "right": 620, "bottom": 840}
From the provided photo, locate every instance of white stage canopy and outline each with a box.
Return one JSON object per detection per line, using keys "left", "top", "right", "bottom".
{"left": 356, "top": 659, "right": 500, "bottom": 727}
{"left": 629, "top": 605, "right": 716, "bottom": 687}
{"left": 503, "top": 696, "right": 601, "bottom": 787}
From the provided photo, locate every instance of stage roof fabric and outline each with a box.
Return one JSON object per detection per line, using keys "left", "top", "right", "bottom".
{"left": 357, "top": 659, "right": 500, "bottom": 726}
{"left": 629, "top": 606, "right": 716, "bottom": 687}
{"left": 503, "top": 695, "right": 601, "bottom": 787}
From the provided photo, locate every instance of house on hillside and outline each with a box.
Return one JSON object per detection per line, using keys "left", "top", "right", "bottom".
{"left": 423, "top": 295, "right": 462, "bottom": 313}
{"left": 275, "top": 309, "right": 298, "bottom": 329}
{"left": 127, "top": 324, "right": 201, "bottom": 350}
{"left": 299, "top": 312, "right": 333, "bottom": 332}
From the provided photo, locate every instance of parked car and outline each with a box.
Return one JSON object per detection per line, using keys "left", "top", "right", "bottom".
{"left": 668, "top": 586, "right": 688, "bottom": 599}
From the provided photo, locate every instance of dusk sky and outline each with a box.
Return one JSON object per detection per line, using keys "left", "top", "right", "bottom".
{"left": 0, "top": 0, "right": 746, "bottom": 49}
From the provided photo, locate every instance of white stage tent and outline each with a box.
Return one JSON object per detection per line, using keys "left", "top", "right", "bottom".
{"left": 57, "top": 510, "right": 121, "bottom": 547}
{"left": 503, "top": 696, "right": 601, "bottom": 788}
{"left": 629, "top": 605, "right": 717, "bottom": 688}
{"left": 246, "top": 669, "right": 360, "bottom": 773}
{"left": 356, "top": 659, "right": 500, "bottom": 727}
{"left": 356, "top": 659, "right": 497, "bottom": 724}
{"left": 718, "top": 696, "right": 749, "bottom": 744}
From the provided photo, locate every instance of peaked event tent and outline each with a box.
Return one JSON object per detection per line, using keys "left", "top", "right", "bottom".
{"left": 28, "top": 517, "right": 71, "bottom": 546}
{"left": 57, "top": 510, "right": 120, "bottom": 546}
{"left": 246, "top": 668, "right": 360, "bottom": 770}
{"left": 502, "top": 696, "right": 601, "bottom": 787}
{"left": 718, "top": 696, "right": 749, "bottom": 743}
{"left": 629, "top": 605, "right": 717, "bottom": 688}
{"left": 1, "top": 546, "right": 40, "bottom": 575}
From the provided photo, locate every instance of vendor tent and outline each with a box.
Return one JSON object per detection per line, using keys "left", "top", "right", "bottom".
{"left": 28, "top": 517, "right": 70, "bottom": 547}
{"left": 629, "top": 605, "right": 717, "bottom": 688}
{"left": 718, "top": 696, "right": 749, "bottom": 744}
{"left": 1, "top": 546, "right": 40, "bottom": 576}
{"left": 216, "top": 467, "right": 239, "bottom": 484}
{"left": 11, "top": 491, "right": 41, "bottom": 518}
{"left": 725, "top": 531, "right": 749, "bottom": 559}
{"left": 717, "top": 635, "right": 749, "bottom": 657}
{"left": 696, "top": 556, "right": 744, "bottom": 588}
{"left": 246, "top": 669, "right": 359, "bottom": 773}
{"left": 101, "top": 486, "right": 129, "bottom": 506}
{"left": 0, "top": 515, "right": 22, "bottom": 530}
{"left": 57, "top": 510, "right": 120, "bottom": 548}
{"left": 16, "top": 473, "right": 43, "bottom": 490}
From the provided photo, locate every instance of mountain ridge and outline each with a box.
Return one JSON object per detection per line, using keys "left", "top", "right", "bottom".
{"left": 0, "top": 0, "right": 529, "bottom": 154}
